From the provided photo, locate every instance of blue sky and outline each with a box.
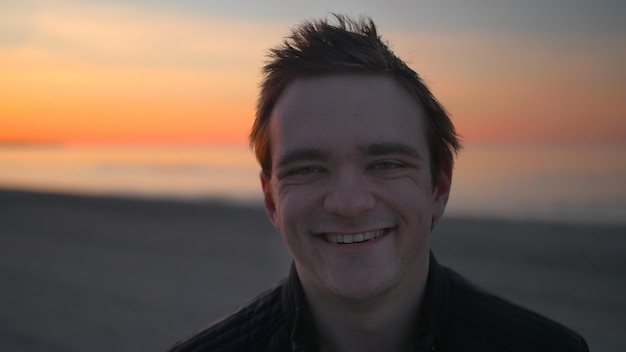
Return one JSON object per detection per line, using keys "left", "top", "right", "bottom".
{"left": 71, "top": 0, "right": 626, "bottom": 34}
{"left": 6, "top": 0, "right": 626, "bottom": 33}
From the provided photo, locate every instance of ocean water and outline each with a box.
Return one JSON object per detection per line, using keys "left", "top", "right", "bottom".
{"left": 0, "top": 143, "right": 624, "bottom": 225}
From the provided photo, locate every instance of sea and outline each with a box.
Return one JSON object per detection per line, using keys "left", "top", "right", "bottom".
{"left": 0, "top": 143, "right": 624, "bottom": 225}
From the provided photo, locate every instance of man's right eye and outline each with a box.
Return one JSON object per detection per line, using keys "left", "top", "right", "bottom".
{"left": 288, "top": 166, "right": 322, "bottom": 176}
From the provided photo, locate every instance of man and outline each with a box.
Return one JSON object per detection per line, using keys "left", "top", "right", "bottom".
{"left": 169, "top": 15, "right": 588, "bottom": 352}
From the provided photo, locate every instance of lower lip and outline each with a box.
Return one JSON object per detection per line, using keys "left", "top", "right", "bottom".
{"left": 319, "top": 228, "right": 393, "bottom": 249}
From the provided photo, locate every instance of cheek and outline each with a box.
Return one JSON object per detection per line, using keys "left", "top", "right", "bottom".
{"left": 384, "top": 180, "right": 435, "bottom": 218}
{"left": 275, "top": 184, "right": 326, "bottom": 228}
{"left": 273, "top": 185, "right": 309, "bottom": 223}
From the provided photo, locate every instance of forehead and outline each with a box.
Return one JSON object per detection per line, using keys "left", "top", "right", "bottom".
{"left": 268, "top": 74, "right": 428, "bottom": 158}
{"left": 274, "top": 74, "right": 422, "bottom": 117}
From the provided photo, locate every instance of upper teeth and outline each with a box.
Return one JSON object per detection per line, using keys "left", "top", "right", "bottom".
{"left": 325, "top": 229, "right": 385, "bottom": 244}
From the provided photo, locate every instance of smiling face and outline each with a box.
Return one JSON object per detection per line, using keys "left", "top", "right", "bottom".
{"left": 262, "top": 74, "right": 451, "bottom": 301}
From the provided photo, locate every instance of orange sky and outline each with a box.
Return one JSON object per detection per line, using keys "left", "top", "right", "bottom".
{"left": 1, "top": 1, "right": 625, "bottom": 145}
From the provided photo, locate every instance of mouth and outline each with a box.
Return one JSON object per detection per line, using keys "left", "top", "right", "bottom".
{"left": 323, "top": 228, "right": 390, "bottom": 244}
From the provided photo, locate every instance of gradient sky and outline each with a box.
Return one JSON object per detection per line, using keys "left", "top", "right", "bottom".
{"left": 2, "top": 0, "right": 625, "bottom": 145}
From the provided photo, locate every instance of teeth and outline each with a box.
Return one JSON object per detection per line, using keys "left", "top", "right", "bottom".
{"left": 325, "top": 229, "right": 385, "bottom": 244}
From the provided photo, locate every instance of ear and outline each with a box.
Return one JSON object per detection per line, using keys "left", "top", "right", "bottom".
{"left": 432, "top": 163, "right": 452, "bottom": 221}
{"left": 260, "top": 171, "right": 278, "bottom": 226}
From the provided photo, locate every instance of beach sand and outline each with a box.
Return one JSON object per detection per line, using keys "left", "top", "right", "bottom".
{"left": 0, "top": 189, "right": 624, "bottom": 351}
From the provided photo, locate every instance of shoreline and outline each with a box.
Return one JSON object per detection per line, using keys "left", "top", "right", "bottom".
{"left": 1, "top": 187, "right": 623, "bottom": 229}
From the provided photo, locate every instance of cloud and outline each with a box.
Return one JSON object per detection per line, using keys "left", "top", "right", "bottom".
{"left": 1, "top": 0, "right": 286, "bottom": 69}
{"left": 389, "top": 30, "right": 626, "bottom": 143}
{"left": 2, "top": 0, "right": 624, "bottom": 144}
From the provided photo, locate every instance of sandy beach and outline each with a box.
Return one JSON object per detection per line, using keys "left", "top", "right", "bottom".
{"left": 0, "top": 189, "right": 624, "bottom": 351}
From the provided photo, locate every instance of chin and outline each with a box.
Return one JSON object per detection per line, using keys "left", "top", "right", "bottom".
{"left": 324, "top": 270, "right": 401, "bottom": 301}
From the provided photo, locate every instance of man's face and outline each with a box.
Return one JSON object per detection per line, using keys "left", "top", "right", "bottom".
{"left": 262, "top": 74, "right": 451, "bottom": 301}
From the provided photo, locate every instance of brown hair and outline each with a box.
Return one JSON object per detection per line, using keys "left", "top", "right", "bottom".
{"left": 250, "top": 14, "right": 461, "bottom": 184}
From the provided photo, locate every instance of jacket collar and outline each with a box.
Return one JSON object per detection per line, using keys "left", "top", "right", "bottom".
{"left": 281, "top": 263, "right": 320, "bottom": 351}
{"left": 415, "top": 252, "right": 451, "bottom": 351}
{"left": 282, "top": 252, "right": 451, "bottom": 352}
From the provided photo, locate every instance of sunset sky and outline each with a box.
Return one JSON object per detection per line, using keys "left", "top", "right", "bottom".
{"left": 2, "top": 0, "right": 625, "bottom": 145}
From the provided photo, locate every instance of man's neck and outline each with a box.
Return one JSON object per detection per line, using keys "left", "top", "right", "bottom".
{"left": 300, "top": 262, "right": 429, "bottom": 352}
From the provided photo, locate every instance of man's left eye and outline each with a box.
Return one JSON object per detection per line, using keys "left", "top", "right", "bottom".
{"left": 371, "top": 161, "right": 404, "bottom": 170}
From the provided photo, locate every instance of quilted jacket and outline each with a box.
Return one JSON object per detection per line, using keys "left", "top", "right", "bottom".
{"left": 168, "top": 254, "right": 588, "bottom": 352}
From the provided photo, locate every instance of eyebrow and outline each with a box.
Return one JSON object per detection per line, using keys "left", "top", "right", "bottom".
{"left": 276, "top": 148, "right": 331, "bottom": 169}
{"left": 275, "top": 142, "right": 422, "bottom": 169}
{"left": 361, "top": 142, "right": 423, "bottom": 159}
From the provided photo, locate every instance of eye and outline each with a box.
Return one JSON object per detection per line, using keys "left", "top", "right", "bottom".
{"left": 288, "top": 166, "right": 323, "bottom": 176}
{"left": 371, "top": 161, "right": 405, "bottom": 170}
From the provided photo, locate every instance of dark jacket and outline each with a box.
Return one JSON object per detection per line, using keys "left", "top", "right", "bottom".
{"left": 168, "top": 254, "right": 588, "bottom": 351}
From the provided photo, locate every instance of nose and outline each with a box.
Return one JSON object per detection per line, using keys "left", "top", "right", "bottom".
{"left": 323, "top": 170, "right": 376, "bottom": 217}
